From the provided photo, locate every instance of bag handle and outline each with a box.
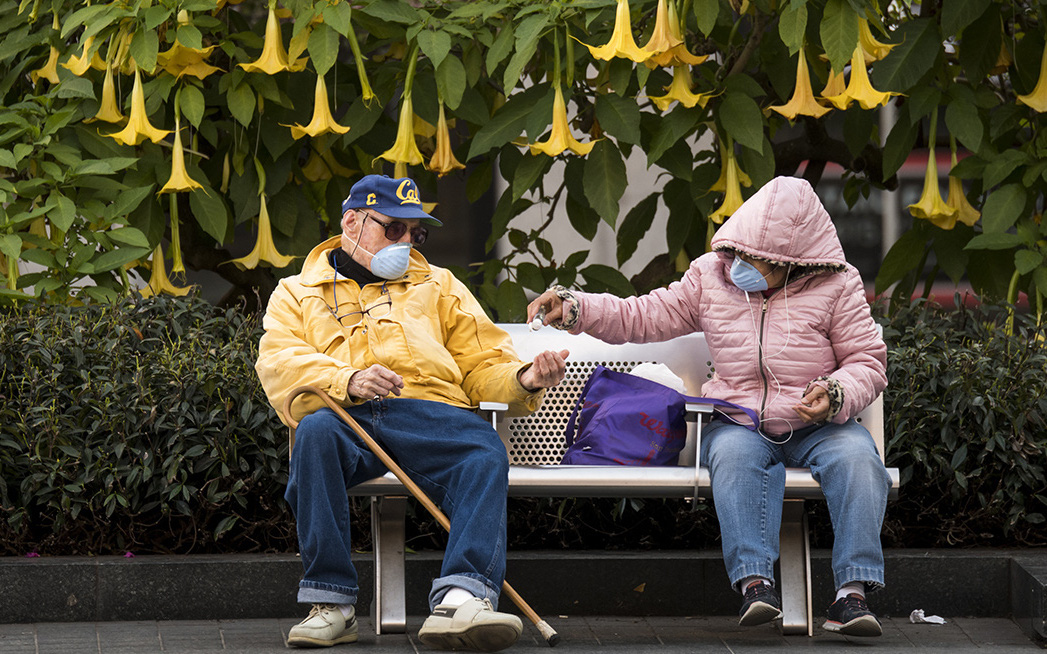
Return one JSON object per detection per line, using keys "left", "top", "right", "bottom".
{"left": 563, "top": 365, "right": 607, "bottom": 446}
{"left": 681, "top": 394, "right": 761, "bottom": 432}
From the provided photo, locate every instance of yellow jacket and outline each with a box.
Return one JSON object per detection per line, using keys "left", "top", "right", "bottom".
{"left": 256, "top": 236, "right": 543, "bottom": 426}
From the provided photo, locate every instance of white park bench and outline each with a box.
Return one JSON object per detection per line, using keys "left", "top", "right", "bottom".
{"left": 299, "top": 323, "right": 899, "bottom": 637}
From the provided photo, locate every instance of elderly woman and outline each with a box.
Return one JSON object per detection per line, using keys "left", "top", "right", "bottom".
{"left": 527, "top": 176, "right": 891, "bottom": 637}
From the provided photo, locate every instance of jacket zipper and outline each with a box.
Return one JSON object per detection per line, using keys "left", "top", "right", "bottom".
{"left": 757, "top": 295, "right": 770, "bottom": 420}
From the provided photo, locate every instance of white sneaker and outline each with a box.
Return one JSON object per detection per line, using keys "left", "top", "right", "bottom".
{"left": 287, "top": 604, "right": 359, "bottom": 648}
{"left": 418, "top": 597, "right": 522, "bottom": 652}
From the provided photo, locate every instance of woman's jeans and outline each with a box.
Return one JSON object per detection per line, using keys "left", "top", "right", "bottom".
{"left": 285, "top": 399, "right": 509, "bottom": 611}
{"left": 700, "top": 418, "right": 892, "bottom": 593}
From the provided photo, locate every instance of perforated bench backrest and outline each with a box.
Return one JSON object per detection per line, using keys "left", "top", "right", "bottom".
{"left": 497, "top": 324, "right": 712, "bottom": 466}
{"left": 496, "top": 323, "right": 886, "bottom": 466}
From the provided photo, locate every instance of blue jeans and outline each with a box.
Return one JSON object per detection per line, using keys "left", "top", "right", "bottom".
{"left": 700, "top": 418, "right": 892, "bottom": 593}
{"left": 284, "top": 399, "right": 509, "bottom": 611}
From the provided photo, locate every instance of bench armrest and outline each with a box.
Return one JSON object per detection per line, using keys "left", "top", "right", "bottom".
{"left": 684, "top": 403, "right": 715, "bottom": 507}
{"left": 479, "top": 402, "right": 508, "bottom": 430}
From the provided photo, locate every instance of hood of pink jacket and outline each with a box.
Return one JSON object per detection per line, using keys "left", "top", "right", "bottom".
{"left": 711, "top": 176, "right": 847, "bottom": 273}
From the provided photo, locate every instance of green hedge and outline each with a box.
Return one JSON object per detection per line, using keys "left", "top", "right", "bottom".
{"left": 1, "top": 295, "right": 1045, "bottom": 555}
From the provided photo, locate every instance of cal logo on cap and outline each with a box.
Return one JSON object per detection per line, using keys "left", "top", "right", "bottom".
{"left": 396, "top": 180, "right": 421, "bottom": 205}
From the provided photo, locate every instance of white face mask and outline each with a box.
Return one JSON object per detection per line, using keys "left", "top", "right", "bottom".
{"left": 346, "top": 237, "right": 412, "bottom": 279}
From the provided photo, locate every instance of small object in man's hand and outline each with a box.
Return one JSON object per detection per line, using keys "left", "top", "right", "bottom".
{"left": 529, "top": 307, "right": 546, "bottom": 331}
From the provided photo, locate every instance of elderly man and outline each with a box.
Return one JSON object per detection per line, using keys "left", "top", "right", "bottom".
{"left": 256, "top": 174, "right": 568, "bottom": 652}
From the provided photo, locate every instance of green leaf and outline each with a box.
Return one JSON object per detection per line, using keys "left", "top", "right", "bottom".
{"left": 778, "top": 2, "right": 808, "bottom": 55}
{"left": 1015, "top": 249, "right": 1044, "bottom": 275}
{"left": 945, "top": 96, "right": 983, "bottom": 153}
{"left": 941, "top": 0, "right": 992, "bottom": 37}
{"left": 583, "top": 140, "right": 627, "bottom": 227}
{"left": 189, "top": 187, "right": 230, "bottom": 244}
{"left": 874, "top": 228, "right": 926, "bottom": 294}
{"left": 417, "top": 29, "right": 452, "bottom": 70}
{"left": 980, "top": 184, "right": 1026, "bottom": 234}
{"left": 111, "top": 185, "right": 154, "bottom": 220}
{"left": 227, "top": 82, "right": 255, "bottom": 127}
{"left": 176, "top": 24, "right": 203, "bottom": 50}
{"left": 718, "top": 93, "right": 764, "bottom": 153}
{"left": 516, "top": 262, "right": 546, "bottom": 293}
{"left": 617, "top": 194, "right": 659, "bottom": 266}
{"left": 511, "top": 154, "right": 550, "bottom": 203}
{"left": 486, "top": 21, "right": 515, "bottom": 73}
{"left": 467, "top": 85, "right": 543, "bottom": 159}
{"left": 820, "top": 0, "right": 859, "bottom": 73}
{"left": 48, "top": 192, "right": 76, "bottom": 232}
{"left": 0, "top": 149, "right": 16, "bottom": 169}
{"left": 180, "top": 85, "right": 205, "bottom": 128}
{"left": 693, "top": 0, "right": 719, "bottom": 36}
{"left": 0, "top": 234, "right": 21, "bottom": 259}
{"left": 91, "top": 246, "right": 151, "bottom": 273}
{"left": 130, "top": 29, "right": 159, "bottom": 75}
{"left": 983, "top": 150, "right": 1029, "bottom": 190}
{"left": 882, "top": 108, "right": 918, "bottom": 178}
{"left": 436, "top": 54, "right": 467, "bottom": 111}
{"left": 595, "top": 93, "right": 641, "bottom": 145}
{"left": 322, "top": 2, "right": 352, "bottom": 38}
{"left": 580, "top": 264, "right": 634, "bottom": 296}
{"left": 870, "top": 19, "right": 941, "bottom": 92}
{"left": 957, "top": 5, "right": 1001, "bottom": 83}
{"left": 55, "top": 76, "right": 96, "bottom": 100}
{"left": 503, "top": 14, "right": 547, "bottom": 93}
{"left": 647, "top": 106, "right": 700, "bottom": 164}
{"left": 307, "top": 23, "right": 339, "bottom": 76}
{"left": 359, "top": 0, "right": 421, "bottom": 25}
{"left": 106, "top": 226, "right": 150, "bottom": 248}
{"left": 494, "top": 279, "right": 527, "bottom": 322}
{"left": 965, "top": 232, "right": 1024, "bottom": 250}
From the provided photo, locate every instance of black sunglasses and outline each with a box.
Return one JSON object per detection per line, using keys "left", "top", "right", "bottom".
{"left": 365, "top": 213, "right": 428, "bottom": 245}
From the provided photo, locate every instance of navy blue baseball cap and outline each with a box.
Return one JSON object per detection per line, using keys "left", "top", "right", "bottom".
{"left": 341, "top": 175, "right": 442, "bottom": 226}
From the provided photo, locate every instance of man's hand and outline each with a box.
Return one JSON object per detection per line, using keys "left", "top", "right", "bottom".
{"left": 526, "top": 291, "right": 564, "bottom": 328}
{"left": 518, "top": 349, "right": 570, "bottom": 392}
{"left": 793, "top": 385, "right": 830, "bottom": 423}
{"left": 348, "top": 364, "right": 404, "bottom": 400}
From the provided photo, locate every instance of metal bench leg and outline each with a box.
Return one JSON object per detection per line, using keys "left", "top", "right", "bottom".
{"left": 778, "top": 499, "right": 813, "bottom": 636}
{"left": 371, "top": 496, "right": 407, "bottom": 634}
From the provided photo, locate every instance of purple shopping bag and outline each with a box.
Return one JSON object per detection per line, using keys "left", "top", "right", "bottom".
{"left": 561, "top": 365, "right": 760, "bottom": 466}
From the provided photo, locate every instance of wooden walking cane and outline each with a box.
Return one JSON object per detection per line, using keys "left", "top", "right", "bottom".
{"left": 283, "top": 386, "right": 561, "bottom": 647}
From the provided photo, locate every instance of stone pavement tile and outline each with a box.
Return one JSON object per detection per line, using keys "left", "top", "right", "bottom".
{"left": 0, "top": 623, "right": 36, "bottom": 654}
{"left": 34, "top": 621, "right": 99, "bottom": 654}
{"left": 579, "top": 616, "right": 660, "bottom": 646}
{"left": 96, "top": 620, "right": 161, "bottom": 653}
{"left": 156, "top": 620, "right": 224, "bottom": 652}
{"left": 952, "top": 617, "right": 1043, "bottom": 649}
{"left": 215, "top": 619, "right": 288, "bottom": 650}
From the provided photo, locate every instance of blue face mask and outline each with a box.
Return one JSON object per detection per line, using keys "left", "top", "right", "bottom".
{"left": 730, "top": 256, "right": 769, "bottom": 292}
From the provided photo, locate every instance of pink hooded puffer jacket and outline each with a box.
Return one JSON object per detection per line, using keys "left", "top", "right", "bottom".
{"left": 572, "top": 176, "right": 887, "bottom": 436}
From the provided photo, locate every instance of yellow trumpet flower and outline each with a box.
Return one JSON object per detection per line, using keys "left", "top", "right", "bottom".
{"left": 769, "top": 51, "right": 832, "bottom": 120}
{"left": 87, "top": 65, "right": 125, "bottom": 124}
{"left": 582, "top": 0, "right": 651, "bottom": 63}
{"left": 31, "top": 46, "right": 61, "bottom": 85}
{"left": 239, "top": 6, "right": 308, "bottom": 74}
{"left": 157, "top": 42, "right": 222, "bottom": 80}
{"left": 61, "top": 35, "right": 106, "bottom": 76}
{"left": 228, "top": 194, "right": 296, "bottom": 270}
{"left": 140, "top": 244, "right": 192, "bottom": 297}
{"left": 710, "top": 141, "right": 751, "bottom": 192}
{"left": 645, "top": 0, "right": 708, "bottom": 68}
{"left": 376, "top": 93, "right": 425, "bottom": 166}
{"left": 858, "top": 19, "right": 895, "bottom": 63}
{"left": 285, "top": 74, "right": 350, "bottom": 140}
{"left": 159, "top": 128, "right": 203, "bottom": 194}
{"left": 528, "top": 85, "right": 597, "bottom": 156}
{"left": 820, "top": 68, "right": 847, "bottom": 98}
{"left": 824, "top": 46, "right": 896, "bottom": 110}
{"left": 709, "top": 147, "right": 746, "bottom": 224}
{"left": 426, "top": 102, "right": 466, "bottom": 177}
{"left": 649, "top": 66, "right": 714, "bottom": 111}
{"left": 107, "top": 69, "right": 172, "bottom": 146}
{"left": 1018, "top": 39, "right": 1047, "bottom": 112}
{"left": 909, "top": 153, "right": 957, "bottom": 227}
{"left": 946, "top": 144, "right": 980, "bottom": 227}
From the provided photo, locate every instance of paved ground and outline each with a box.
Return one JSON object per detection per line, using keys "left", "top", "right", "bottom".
{"left": 0, "top": 615, "right": 1040, "bottom": 653}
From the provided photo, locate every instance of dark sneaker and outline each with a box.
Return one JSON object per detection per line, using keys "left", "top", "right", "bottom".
{"left": 823, "top": 593, "right": 882, "bottom": 637}
{"left": 738, "top": 580, "right": 782, "bottom": 626}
